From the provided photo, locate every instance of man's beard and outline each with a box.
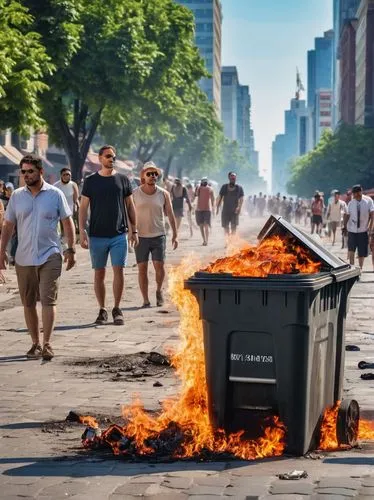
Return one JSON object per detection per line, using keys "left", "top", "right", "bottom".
{"left": 25, "top": 178, "right": 40, "bottom": 186}
{"left": 61, "top": 178, "right": 70, "bottom": 184}
{"left": 229, "top": 181, "right": 236, "bottom": 186}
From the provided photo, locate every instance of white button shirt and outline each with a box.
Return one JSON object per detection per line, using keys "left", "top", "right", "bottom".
{"left": 345, "top": 195, "right": 374, "bottom": 234}
{"left": 5, "top": 182, "right": 72, "bottom": 266}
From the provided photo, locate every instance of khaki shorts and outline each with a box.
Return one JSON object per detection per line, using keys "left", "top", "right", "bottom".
{"left": 16, "top": 253, "right": 62, "bottom": 307}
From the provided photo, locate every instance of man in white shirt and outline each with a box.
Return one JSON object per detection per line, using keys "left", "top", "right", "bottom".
{"left": 343, "top": 184, "right": 374, "bottom": 269}
{"left": 54, "top": 168, "right": 80, "bottom": 214}
{"left": 326, "top": 190, "right": 347, "bottom": 245}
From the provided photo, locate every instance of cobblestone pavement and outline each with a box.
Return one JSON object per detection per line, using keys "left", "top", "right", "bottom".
{"left": 1, "top": 216, "right": 374, "bottom": 499}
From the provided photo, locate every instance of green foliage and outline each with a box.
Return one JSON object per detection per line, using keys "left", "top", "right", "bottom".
{"left": 288, "top": 125, "right": 374, "bottom": 197}
{"left": 0, "top": 0, "right": 53, "bottom": 130}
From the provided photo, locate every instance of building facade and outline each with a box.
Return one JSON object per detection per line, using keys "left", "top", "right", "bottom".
{"left": 176, "top": 0, "right": 222, "bottom": 117}
{"left": 340, "top": 19, "right": 358, "bottom": 124}
{"left": 333, "top": 0, "right": 361, "bottom": 125}
{"left": 315, "top": 89, "right": 333, "bottom": 142}
{"left": 272, "top": 99, "right": 313, "bottom": 193}
{"left": 307, "top": 30, "right": 334, "bottom": 145}
{"left": 355, "top": 0, "right": 374, "bottom": 126}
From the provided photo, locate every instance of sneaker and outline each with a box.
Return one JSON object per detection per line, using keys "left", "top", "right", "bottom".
{"left": 112, "top": 307, "right": 124, "bottom": 325}
{"left": 26, "top": 343, "right": 42, "bottom": 359}
{"left": 42, "top": 343, "right": 54, "bottom": 361}
{"left": 156, "top": 291, "right": 164, "bottom": 307}
{"left": 95, "top": 308, "right": 108, "bottom": 325}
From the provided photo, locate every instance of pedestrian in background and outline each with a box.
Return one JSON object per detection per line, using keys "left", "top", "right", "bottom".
{"left": 311, "top": 192, "right": 324, "bottom": 235}
{"left": 79, "top": 145, "right": 138, "bottom": 326}
{"left": 0, "top": 154, "right": 76, "bottom": 360}
{"left": 326, "top": 190, "right": 346, "bottom": 246}
{"left": 343, "top": 184, "right": 374, "bottom": 269}
{"left": 216, "top": 172, "right": 244, "bottom": 236}
{"left": 133, "top": 162, "right": 178, "bottom": 308}
{"left": 170, "top": 178, "right": 192, "bottom": 232}
{"left": 195, "top": 176, "right": 215, "bottom": 246}
{"left": 54, "top": 168, "right": 80, "bottom": 216}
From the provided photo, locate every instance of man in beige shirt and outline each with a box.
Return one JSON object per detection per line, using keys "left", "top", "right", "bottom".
{"left": 133, "top": 163, "right": 178, "bottom": 308}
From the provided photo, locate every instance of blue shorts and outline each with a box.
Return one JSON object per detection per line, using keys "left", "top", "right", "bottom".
{"left": 89, "top": 234, "right": 128, "bottom": 269}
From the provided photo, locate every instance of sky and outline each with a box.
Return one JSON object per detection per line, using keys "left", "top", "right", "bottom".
{"left": 221, "top": 0, "right": 333, "bottom": 186}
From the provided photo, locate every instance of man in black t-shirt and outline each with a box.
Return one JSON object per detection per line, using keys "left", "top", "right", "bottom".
{"left": 216, "top": 172, "right": 244, "bottom": 235}
{"left": 79, "top": 145, "right": 138, "bottom": 326}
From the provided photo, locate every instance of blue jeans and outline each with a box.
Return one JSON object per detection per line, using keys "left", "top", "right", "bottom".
{"left": 89, "top": 234, "right": 128, "bottom": 269}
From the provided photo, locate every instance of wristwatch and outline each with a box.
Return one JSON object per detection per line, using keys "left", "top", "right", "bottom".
{"left": 63, "top": 248, "right": 76, "bottom": 255}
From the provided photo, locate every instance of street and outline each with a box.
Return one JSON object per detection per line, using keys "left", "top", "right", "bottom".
{"left": 1, "top": 215, "right": 374, "bottom": 500}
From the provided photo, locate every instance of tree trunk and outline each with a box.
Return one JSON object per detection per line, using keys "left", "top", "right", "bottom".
{"left": 177, "top": 165, "right": 183, "bottom": 179}
{"left": 164, "top": 153, "right": 174, "bottom": 179}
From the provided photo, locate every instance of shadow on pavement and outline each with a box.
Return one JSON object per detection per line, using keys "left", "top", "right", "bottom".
{"left": 0, "top": 455, "right": 262, "bottom": 477}
{"left": 0, "top": 355, "right": 30, "bottom": 363}
{"left": 0, "top": 422, "right": 44, "bottom": 430}
{"left": 324, "top": 457, "right": 374, "bottom": 465}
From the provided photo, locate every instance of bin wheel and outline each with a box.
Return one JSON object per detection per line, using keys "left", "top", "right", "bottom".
{"left": 336, "top": 399, "right": 360, "bottom": 447}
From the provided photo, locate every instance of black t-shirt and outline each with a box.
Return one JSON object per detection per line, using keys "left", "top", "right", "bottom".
{"left": 82, "top": 172, "right": 132, "bottom": 237}
{"left": 219, "top": 184, "right": 244, "bottom": 214}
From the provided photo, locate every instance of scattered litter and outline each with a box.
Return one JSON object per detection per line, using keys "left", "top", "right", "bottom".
{"left": 147, "top": 352, "right": 170, "bottom": 366}
{"left": 358, "top": 361, "right": 374, "bottom": 370}
{"left": 304, "top": 451, "right": 324, "bottom": 460}
{"left": 153, "top": 381, "right": 163, "bottom": 387}
{"left": 361, "top": 373, "right": 374, "bottom": 380}
{"left": 277, "top": 470, "right": 308, "bottom": 480}
{"left": 345, "top": 345, "right": 360, "bottom": 351}
{"left": 157, "top": 310, "right": 170, "bottom": 314}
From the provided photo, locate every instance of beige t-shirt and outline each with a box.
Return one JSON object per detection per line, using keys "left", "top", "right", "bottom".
{"left": 133, "top": 186, "right": 167, "bottom": 237}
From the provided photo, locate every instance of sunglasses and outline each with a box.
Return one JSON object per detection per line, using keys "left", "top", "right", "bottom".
{"left": 104, "top": 154, "right": 116, "bottom": 160}
{"left": 146, "top": 171, "right": 159, "bottom": 177}
{"left": 21, "top": 168, "right": 37, "bottom": 175}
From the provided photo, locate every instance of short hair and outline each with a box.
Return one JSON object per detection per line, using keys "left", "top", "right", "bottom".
{"left": 60, "top": 167, "right": 71, "bottom": 175}
{"left": 20, "top": 154, "right": 43, "bottom": 171}
{"left": 228, "top": 171, "right": 237, "bottom": 177}
{"left": 98, "top": 145, "right": 116, "bottom": 156}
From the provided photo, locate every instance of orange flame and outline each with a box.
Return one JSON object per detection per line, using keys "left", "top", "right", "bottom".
{"left": 319, "top": 403, "right": 374, "bottom": 450}
{"left": 79, "top": 415, "right": 99, "bottom": 429}
{"left": 102, "top": 253, "right": 286, "bottom": 460}
{"left": 205, "top": 236, "right": 321, "bottom": 277}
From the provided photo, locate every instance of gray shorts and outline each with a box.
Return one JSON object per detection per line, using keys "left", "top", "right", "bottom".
{"left": 135, "top": 235, "right": 166, "bottom": 263}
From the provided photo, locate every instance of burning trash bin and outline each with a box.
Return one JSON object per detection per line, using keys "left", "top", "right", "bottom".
{"left": 185, "top": 216, "right": 360, "bottom": 456}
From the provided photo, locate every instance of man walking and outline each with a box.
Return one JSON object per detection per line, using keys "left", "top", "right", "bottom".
{"left": 311, "top": 192, "right": 324, "bottom": 235}
{"left": 0, "top": 154, "right": 76, "bottom": 360}
{"left": 170, "top": 178, "right": 192, "bottom": 231}
{"left": 195, "top": 177, "right": 214, "bottom": 246}
{"left": 343, "top": 184, "right": 374, "bottom": 269}
{"left": 54, "top": 168, "right": 80, "bottom": 215}
{"left": 326, "top": 190, "right": 346, "bottom": 245}
{"left": 216, "top": 172, "right": 244, "bottom": 236}
{"left": 79, "top": 145, "right": 138, "bottom": 325}
{"left": 133, "top": 162, "right": 178, "bottom": 308}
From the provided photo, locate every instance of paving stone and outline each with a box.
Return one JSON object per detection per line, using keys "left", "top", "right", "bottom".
{"left": 192, "top": 476, "right": 230, "bottom": 487}
{"left": 313, "top": 496, "right": 358, "bottom": 500}
{"left": 315, "top": 488, "right": 358, "bottom": 497}
{"left": 359, "top": 487, "right": 374, "bottom": 495}
{"left": 223, "top": 487, "right": 260, "bottom": 498}
{"left": 147, "top": 495, "right": 188, "bottom": 500}
{"left": 187, "top": 485, "right": 226, "bottom": 495}
{"left": 260, "top": 495, "right": 309, "bottom": 500}
{"left": 162, "top": 477, "right": 193, "bottom": 489}
{"left": 270, "top": 481, "right": 315, "bottom": 495}
{"left": 318, "top": 478, "right": 362, "bottom": 490}
{"left": 361, "top": 477, "right": 374, "bottom": 487}
{"left": 129, "top": 475, "right": 163, "bottom": 484}
{"left": 166, "top": 470, "right": 219, "bottom": 478}
{"left": 36, "top": 480, "right": 90, "bottom": 497}
{"left": 113, "top": 482, "right": 149, "bottom": 496}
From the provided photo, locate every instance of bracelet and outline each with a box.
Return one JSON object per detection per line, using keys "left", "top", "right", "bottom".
{"left": 63, "top": 248, "right": 76, "bottom": 255}
{"left": 132, "top": 230, "right": 138, "bottom": 234}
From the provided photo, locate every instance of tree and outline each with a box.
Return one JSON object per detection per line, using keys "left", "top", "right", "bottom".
{"left": 100, "top": 0, "right": 209, "bottom": 168}
{"left": 0, "top": 0, "right": 53, "bottom": 130}
{"left": 287, "top": 125, "right": 374, "bottom": 197}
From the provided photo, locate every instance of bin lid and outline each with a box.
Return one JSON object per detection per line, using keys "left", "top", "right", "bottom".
{"left": 257, "top": 215, "right": 348, "bottom": 270}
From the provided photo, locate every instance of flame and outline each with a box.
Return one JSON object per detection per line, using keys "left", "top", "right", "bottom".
{"left": 319, "top": 403, "right": 374, "bottom": 450}
{"left": 79, "top": 415, "right": 99, "bottom": 429}
{"left": 94, "top": 252, "right": 286, "bottom": 460}
{"left": 205, "top": 236, "right": 321, "bottom": 277}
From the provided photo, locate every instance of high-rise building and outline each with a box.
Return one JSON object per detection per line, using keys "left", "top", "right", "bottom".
{"left": 333, "top": 1, "right": 361, "bottom": 125}
{"left": 176, "top": 0, "right": 222, "bottom": 117}
{"left": 271, "top": 98, "right": 313, "bottom": 193}
{"left": 307, "top": 30, "right": 334, "bottom": 145}
{"left": 340, "top": 19, "right": 358, "bottom": 124}
{"left": 355, "top": 0, "right": 374, "bottom": 126}
{"left": 221, "top": 67, "right": 256, "bottom": 164}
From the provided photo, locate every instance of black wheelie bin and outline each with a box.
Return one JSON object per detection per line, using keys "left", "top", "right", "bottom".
{"left": 185, "top": 216, "right": 360, "bottom": 455}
